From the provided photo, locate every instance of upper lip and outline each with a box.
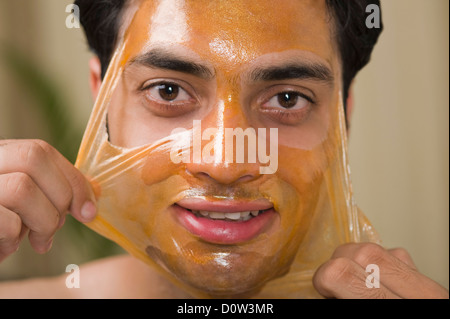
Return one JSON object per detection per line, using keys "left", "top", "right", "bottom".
{"left": 176, "top": 198, "right": 274, "bottom": 213}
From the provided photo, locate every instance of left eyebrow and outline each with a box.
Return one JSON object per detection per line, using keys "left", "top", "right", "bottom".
{"left": 249, "top": 62, "right": 334, "bottom": 84}
{"left": 128, "top": 48, "right": 214, "bottom": 80}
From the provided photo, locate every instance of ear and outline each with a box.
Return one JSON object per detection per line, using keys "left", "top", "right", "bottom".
{"left": 89, "top": 56, "right": 102, "bottom": 101}
{"left": 346, "top": 82, "right": 355, "bottom": 131}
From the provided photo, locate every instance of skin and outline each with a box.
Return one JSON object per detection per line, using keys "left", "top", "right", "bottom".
{"left": 0, "top": 0, "right": 448, "bottom": 299}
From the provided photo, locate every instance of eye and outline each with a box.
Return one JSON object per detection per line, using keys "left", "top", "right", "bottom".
{"left": 259, "top": 90, "right": 316, "bottom": 125}
{"left": 146, "top": 82, "right": 192, "bottom": 103}
{"left": 140, "top": 80, "right": 199, "bottom": 118}
{"left": 264, "top": 91, "right": 311, "bottom": 110}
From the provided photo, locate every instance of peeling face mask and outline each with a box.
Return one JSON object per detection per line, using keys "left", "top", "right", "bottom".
{"left": 75, "top": 0, "right": 379, "bottom": 298}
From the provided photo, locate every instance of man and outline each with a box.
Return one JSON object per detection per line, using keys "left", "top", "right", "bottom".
{"left": 0, "top": 0, "right": 448, "bottom": 298}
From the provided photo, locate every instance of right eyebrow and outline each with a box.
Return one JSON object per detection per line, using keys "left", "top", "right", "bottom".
{"left": 249, "top": 62, "right": 334, "bottom": 84}
{"left": 128, "top": 48, "right": 214, "bottom": 80}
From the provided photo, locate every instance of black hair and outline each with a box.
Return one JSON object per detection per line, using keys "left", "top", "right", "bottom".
{"left": 325, "top": 0, "right": 383, "bottom": 107}
{"left": 74, "top": 0, "right": 383, "bottom": 110}
{"left": 74, "top": 0, "right": 127, "bottom": 78}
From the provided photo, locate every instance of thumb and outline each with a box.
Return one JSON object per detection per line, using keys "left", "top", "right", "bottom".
{"left": 70, "top": 176, "right": 98, "bottom": 223}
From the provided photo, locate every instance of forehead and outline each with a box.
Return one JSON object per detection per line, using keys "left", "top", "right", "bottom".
{"left": 122, "top": 0, "right": 335, "bottom": 72}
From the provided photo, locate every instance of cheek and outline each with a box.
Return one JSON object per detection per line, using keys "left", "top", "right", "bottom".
{"left": 106, "top": 84, "right": 167, "bottom": 148}
{"left": 275, "top": 91, "right": 344, "bottom": 192}
{"left": 277, "top": 146, "right": 329, "bottom": 194}
{"left": 141, "top": 148, "right": 183, "bottom": 185}
{"left": 272, "top": 144, "right": 332, "bottom": 237}
{"left": 106, "top": 80, "right": 142, "bottom": 147}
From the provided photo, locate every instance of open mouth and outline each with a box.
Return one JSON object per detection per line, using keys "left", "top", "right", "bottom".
{"left": 189, "top": 209, "right": 270, "bottom": 222}
{"left": 172, "top": 198, "right": 278, "bottom": 245}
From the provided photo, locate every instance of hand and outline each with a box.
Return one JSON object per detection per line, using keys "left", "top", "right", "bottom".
{"left": 0, "top": 139, "right": 97, "bottom": 262}
{"left": 313, "top": 242, "right": 449, "bottom": 299}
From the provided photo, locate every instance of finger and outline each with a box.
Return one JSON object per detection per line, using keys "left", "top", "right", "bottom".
{"left": 313, "top": 257, "right": 401, "bottom": 299}
{"left": 0, "top": 140, "right": 73, "bottom": 216}
{"left": 33, "top": 140, "right": 97, "bottom": 222}
{"left": 0, "top": 140, "right": 97, "bottom": 223}
{"left": 0, "top": 173, "right": 60, "bottom": 253}
{"left": 388, "top": 248, "right": 417, "bottom": 270}
{"left": 331, "top": 243, "right": 449, "bottom": 298}
{"left": 0, "top": 205, "right": 23, "bottom": 262}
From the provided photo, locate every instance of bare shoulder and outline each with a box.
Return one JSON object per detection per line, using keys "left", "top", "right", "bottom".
{"left": 0, "top": 254, "right": 190, "bottom": 299}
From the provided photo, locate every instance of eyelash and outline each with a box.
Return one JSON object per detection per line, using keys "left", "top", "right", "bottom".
{"left": 140, "top": 80, "right": 197, "bottom": 116}
{"left": 260, "top": 90, "right": 316, "bottom": 125}
{"left": 294, "top": 92, "right": 315, "bottom": 104}
{"left": 141, "top": 81, "right": 191, "bottom": 100}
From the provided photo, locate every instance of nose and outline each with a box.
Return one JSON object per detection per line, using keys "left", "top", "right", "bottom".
{"left": 186, "top": 161, "right": 262, "bottom": 185}
{"left": 185, "top": 96, "right": 264, "bottom": 185}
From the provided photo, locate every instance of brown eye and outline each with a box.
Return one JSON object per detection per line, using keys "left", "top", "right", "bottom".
{"left": 157, "top": 84, "right": 180, "bottom": 101}
{"left": 277, "top": 92, "right": 299, "bottom": 109}
{"left": 144, "top": 81, "right": 192, "bottom": 104}
{"left": 143, "top": 81, "right": 197, "bottom": 117}
{"left": 264, "top": 91, "right": 310, "bottom": 110}
{"left": 260, "top": 88, "right": 316, "bottom": 125}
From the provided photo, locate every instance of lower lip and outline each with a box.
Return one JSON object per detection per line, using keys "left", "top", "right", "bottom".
{"left": 173, "top": 205, "right": 277, "bottom": 245}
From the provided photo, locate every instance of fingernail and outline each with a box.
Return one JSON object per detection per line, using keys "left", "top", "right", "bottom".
{"left": 81, "top": 201, "right": 97, "bottom": 221}
{"left": 38, "top": 239, "right": 53, "bottom": 254}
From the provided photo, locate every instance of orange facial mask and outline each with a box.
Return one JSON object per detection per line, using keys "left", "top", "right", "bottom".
{"left": 75, "top": 0, "right": 379, "bottom": 298}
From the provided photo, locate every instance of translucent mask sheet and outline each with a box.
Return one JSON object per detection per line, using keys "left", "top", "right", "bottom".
{"left": 75, "top": 0, "right": 379, "bottom": 298}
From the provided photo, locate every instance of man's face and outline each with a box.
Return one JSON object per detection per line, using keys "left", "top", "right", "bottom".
{"left": 91, "top": 0, "right": 343, "bottom": 297}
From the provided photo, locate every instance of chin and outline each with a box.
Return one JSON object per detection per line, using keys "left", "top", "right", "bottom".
{"left": 146, "top": 242, "right": 293, "bottom": 298}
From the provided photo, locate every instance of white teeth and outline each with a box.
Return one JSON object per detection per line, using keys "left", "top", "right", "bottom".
{"left": 240, "top": 211, "right": 250, "bottom": 218}
{"left": 194, "top": 210, "right": 262, "bottom": 221}
{"left": 225, "top": 212, "right": 241, "bottom": 220}
{"left": 209, "top": 212, "right": 225, "bottom": 219}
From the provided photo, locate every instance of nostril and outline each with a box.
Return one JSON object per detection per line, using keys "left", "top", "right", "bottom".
{"left": 235, "top": 175, "right": 257, "bottom": 184}
{"left": 191, "top": 171, "right": 259, "bottom": 185}
{"left": 186, "top": 161, "right": 262, "bottom": 185}
{"left": 194, "top": 171, "right": 213, "bottom": 181}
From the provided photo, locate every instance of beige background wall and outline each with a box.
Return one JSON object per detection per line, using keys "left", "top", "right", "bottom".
{"left": 349, "top": 0, "right": 449, "bottom": 289}
{"left": 0, "top": 0, "right": 448, "bottom": 290}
